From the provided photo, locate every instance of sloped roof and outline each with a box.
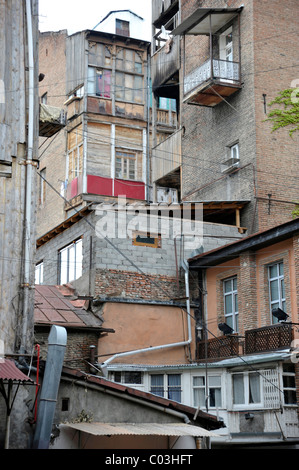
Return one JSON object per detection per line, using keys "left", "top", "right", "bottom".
{"left": 0, "top": 359, "right": 34, "bottom": 384}
{"left": 34, "top": 285, "right": 104, "bottom": 330}
{"left": 62, "top": 367, "right": 224, "bottom": 431}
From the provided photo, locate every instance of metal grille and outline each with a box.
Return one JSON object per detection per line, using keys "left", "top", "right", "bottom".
{"left": 245, "top": 323, "right": 293, "bottom": 355}
{"left": 197, "top": 335, "right": 239, "bottom": 360}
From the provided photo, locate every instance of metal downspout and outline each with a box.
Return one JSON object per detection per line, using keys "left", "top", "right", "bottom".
{"left": 32, "top": 326, "right": 67, "bottom": 449}
{"left": 98, "top": 260, "right": 192, "bottom": 376}
{"left": 20, "top": 0, "right": 34, "bottom": 354}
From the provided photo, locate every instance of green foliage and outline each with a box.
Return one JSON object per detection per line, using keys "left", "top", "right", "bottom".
{"left": 266, "top": 88, "right": 299, "bottom": 137}
{"left": 292, "top": 204, "right": 299, "bottom": 219}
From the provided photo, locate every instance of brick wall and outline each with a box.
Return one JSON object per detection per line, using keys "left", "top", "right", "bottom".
{"left": 179, "top": 0, "right": 299, "bottom": 235}
{"left": 37, "top": 31, "right": 68, "bottom": 238}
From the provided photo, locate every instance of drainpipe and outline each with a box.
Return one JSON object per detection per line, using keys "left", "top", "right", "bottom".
{"left": 98, "top": 260, "right": 192, "bottom": 377}
{"left": 32, "top": 326, "right": 67, "bottom": 449}
{"left": 20, "top": 0, "right": 35, "bottom": 354}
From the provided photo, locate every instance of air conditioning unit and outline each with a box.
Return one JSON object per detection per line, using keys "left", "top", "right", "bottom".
{"left": 221, "top": 157, "right": 240, "bottom": 174}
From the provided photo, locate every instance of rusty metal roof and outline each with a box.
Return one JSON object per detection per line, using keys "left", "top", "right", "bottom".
{"left": 34, "top": 285, "right": 103, "bottom": 329}
{"left": 66, "top": 422, "right": 217, "bottom": 438}
{"left": 0, "top": 359, "right": 34, "bottom": 384}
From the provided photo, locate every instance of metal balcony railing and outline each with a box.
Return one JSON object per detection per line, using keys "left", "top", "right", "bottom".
{"left": 184, "top": 59, "right": 240, "bottom": 96}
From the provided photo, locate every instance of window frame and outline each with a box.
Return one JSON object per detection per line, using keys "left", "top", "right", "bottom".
{"left": 268, "top": 261, "right": 285, "bottom": 324}
{"left": 282, "top": 363, "right": 297, "bottom": 406}
{"left": 35, "top": 261, "right": 44, "bottom": 285}
{"left": 58, "top": 238, "right": 83, "bottom": 285}
{"left": 193, "top": 374, "right": 222, "bottom": 409}
{"left": 223, "top": 276, "right": 239, "bottom": 332}
{"left": 115, "top": 150, "right": 137, "bottom": 180}
{"left": 231, "top": 371, "right": 263, "bottom": 409}
{"left": 150, "top": 374, "right": 182, "bottom": 403}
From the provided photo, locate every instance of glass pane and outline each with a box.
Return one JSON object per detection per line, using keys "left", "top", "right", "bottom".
{"left": 115, "top": 158, "right": 122, "bottom": 178}
{"left": 269, "top": 264, "right": 278, "bottom": 279}
{"left": 125, "top": 49, "right": 133, "bottom": 71}
{"left": 249, "top": 372, "right": 260, "bottom": 403}
{"left": 151, "top": 375, "right": 164, "bottom": 397}
{"left": 270, "top": 279, "right": 279, "bottom": 301}
{"left": 193, "top": 388, "right": 205, "bottom": 407}
{"left": 284, "top": 390, "right": 297, "bottom": 405}
{"left": 283, "top": 375, "right": 295, "bottom": 388}
{"left": 75, "top": 239, "right": 82, "bottom": 279}
{"left": 129, "top": 159, "right": 135, "bottom": 179}
{"left": 210, "top": 388, "right": 221, "bottom": 408}
{"left": 279, "top": 263, "right": 284, "bottom": 276}
{"left": 233, "top": 374, "right": 244, "bottom": 404}
{"left": 60, "top": 247, "right": 68, "bottom": 284}
{"left": 224, "top": 279, "right": 232, "bottom": 293}
{"left": 226, "top": 315, "right": 233, "bottom": 329}
{"left": 233, "top": 277, "right": 237, "bottom": 290}
{"left": 209, "top": 376, "right": 221, "bottom": 387}
{"left": 124, "top": 372, "right": 142, "bottom": 384}
{"left": 234, "top": 293, "right": 238, "bottom": 312}
{"left": 134, "top": 75, "right": 143, "bottom": 103}
{"left": 68, "top": 245, "right": 75, "bottom": 282}
{"left": 281, "top": 279, "right": 285, "bottom": 299}
{"left": 225, "top": 294, "right": 232, "bottom": 314}
{"left": 193, "top": 376, "right": 205, "bottom": 387}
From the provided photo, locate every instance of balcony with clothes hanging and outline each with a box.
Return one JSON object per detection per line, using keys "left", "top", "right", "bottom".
{"left": 172, "top": 7, "right": 243, "bottom": 107}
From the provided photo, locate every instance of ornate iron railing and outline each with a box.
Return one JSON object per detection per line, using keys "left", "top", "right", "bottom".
{"left": 184, "top": 59, "right": 240, "bottom": 95}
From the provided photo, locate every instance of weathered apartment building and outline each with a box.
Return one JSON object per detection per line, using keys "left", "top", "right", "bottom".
{"left": 151, "top": 0, "right": 299, "bottom": 234}
{"left": 32, "top": 2, "right": 299, "bottom": 449}
{"left": 149, "top": 0, "right": 299, "bottom": 448}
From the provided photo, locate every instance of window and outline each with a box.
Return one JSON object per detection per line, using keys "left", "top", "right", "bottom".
{"left": 115, "top": 151, "right": 136, "bottom": 180}
{"left": 230, "top": 143, "right": 239, "bottom": 161}
{"left": 232, "top": 372, "right": 261, "bottom": 406}
{"left": 68, "top": 143, "right": 83, "bottom": 179}
{"left": 58, "top": 238, "right": 83, "bottom": 284}
{"left": 115, "top": 72, "right": 143, "bottom": 103}
{"left": 87, "top": 67, "right": 111, "bottom": 98}
{"left": 223, "top": 276, "right": 238, "bottom": 332}
{"left": 116, "top": 48, "right": 142, "bottom": 74}
{"left": 150, "top": 374, "right": 182, "bottom": 402}
{"left": 282, "top": 363, "right": 297, "bottom": 405}
{"left": 193, "top": 375, "right": 222, "bottom": 409}
{"left": 35, "top": 262, "right": 44, "bottom": 285}
{"left": 132, "top": 232, "right": 161, "bottom": 248}
{"left": 110, "top": 371, "right": 143, "bottom": 385}
{"left": 41, "top": 92, "right": 47, "bottom": 104}
{"left": 268, "top": 262, "right": 285, "bottom": 323}
{"left": 116, "top": 19, "right": 130, "bottom": 37}
{"left": 39, "top": 168, "right": 46, "bottom": 205}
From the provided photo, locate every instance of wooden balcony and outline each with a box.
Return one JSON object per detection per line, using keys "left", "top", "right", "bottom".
{"left": 183, "top": 58, "right": 241, "bottom": 107}
{"left": 197, "top": 323, "right": 293, "bottom": 361}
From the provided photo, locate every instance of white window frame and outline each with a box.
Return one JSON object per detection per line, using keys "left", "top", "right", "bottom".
{"left": 223, "top": 276, "right": 239, "bottom": 332}
{"left": 231, "top": 371, "right": 263, "bottom": 409}
{"left": 268, "top": 261, "right": 285, "bottom": 323}
{"left": 35, "top": 262, "right": 44, "bottom": 285}
{"left": 58, "top": 238, "right": 83, "bottom": 285}
{"left": 193, "top": 375, "right": 222, "bottom": 409}
{"left": 282, "top": 363, "right": 297, "bottom": 406}
{"left": 150, "top": 374, "right": 182, "bottom": 403}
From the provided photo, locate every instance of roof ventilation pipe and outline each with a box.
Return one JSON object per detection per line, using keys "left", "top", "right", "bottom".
{"left": 32, "top": 326, "right": 67, "bottom": 449}
{"left": 97, "top": 260, "right": 192, "bottom": 377}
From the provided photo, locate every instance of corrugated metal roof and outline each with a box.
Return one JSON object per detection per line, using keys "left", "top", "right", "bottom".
{"left": 66, "top": 422, "right": 217, "bottom": 437}
{"left": 0, "top": 360, "right": 34, "bottom": 383}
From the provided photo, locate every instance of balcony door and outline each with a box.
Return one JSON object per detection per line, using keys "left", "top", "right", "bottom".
{"left": 218, "top": 27, "right": 234, "bottom": 82}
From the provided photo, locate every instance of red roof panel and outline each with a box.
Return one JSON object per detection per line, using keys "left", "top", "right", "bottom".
{"left": 0, "top": 360, "right": 34, "bottom": 383}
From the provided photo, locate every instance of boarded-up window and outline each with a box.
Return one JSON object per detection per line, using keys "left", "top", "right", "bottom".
{"left": 116, "top": 19, "right": 130, "bottom": 37}
{"left": 116, "top": 48, "right": 143, "bottom": 73}
{"left": 89, "top": 42, "right": 111, "bottom": 67}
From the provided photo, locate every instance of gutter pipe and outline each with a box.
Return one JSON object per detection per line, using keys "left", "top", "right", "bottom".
{"left": 98, "top": 260, "right": 192, "bottom": 376}
{"left": 20, "top": 0, "right": 35, "bottom": 354}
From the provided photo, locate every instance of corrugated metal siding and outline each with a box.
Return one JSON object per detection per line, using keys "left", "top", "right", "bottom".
{"left": 66, "top": 422, "right": 217, "bottom": 437}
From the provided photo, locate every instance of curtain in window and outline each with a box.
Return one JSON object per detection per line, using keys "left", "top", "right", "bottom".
{"left": 150, "top": 375, "right": 164, "bottom": 397}
{"left": 233, "top": 373, "right": 244, "bottom": 404}
{"left": 168, "top": 375, "right": 181, "bottom": 402}
{"left": 249, "top": 372, "right": 260, "bottom": 403}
